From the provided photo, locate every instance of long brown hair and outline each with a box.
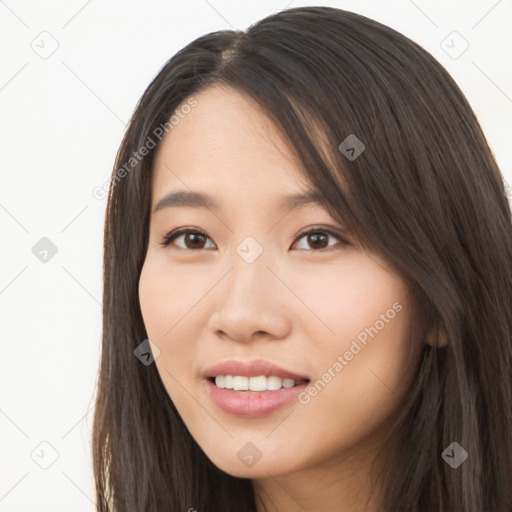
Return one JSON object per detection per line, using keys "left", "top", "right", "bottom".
{"left": 92, "top": 6, "right": 512, "bottom": 511}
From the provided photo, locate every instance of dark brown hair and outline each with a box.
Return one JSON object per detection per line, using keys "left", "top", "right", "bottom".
{"left": 92, "top": 6, "right": 512, "bottom": 511}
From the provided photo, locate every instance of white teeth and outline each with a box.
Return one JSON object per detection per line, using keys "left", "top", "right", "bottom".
{"left": 213, "top": 375, "right": 305, "bottom": 391}
{"left": 266, "top": 376, "right": 283, "bottom": 390}
{"left": 282, "top": 378, "right": 296, "bottom": 388}
{"left": 233, "top": 376, "right": 249, "bottom": 391}
{"left": 248, "top": 375, "right": 267, "bottom": 391}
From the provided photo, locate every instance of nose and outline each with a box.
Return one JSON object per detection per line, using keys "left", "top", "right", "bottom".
{"left": 208, "top": 249, "right": 292, "bottom": 344}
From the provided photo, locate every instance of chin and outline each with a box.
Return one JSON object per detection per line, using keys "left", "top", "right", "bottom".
{"left": 199, "top": 439, "right": 301, "bottom": 480}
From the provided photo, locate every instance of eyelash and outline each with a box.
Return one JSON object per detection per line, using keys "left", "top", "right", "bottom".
{"left": 158, "top": 226, "right": 349, "bottom": 252}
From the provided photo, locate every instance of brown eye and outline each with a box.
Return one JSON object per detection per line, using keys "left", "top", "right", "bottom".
{"left": 292, "top": 228, "right": 348, "bottom": 251}
{"left": 160, "top": 229, "right": 215, "bottom": 250}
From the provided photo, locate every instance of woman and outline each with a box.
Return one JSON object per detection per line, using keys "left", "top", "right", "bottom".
{"left": 92, "top": 6, "right": 512, "bottom": 511}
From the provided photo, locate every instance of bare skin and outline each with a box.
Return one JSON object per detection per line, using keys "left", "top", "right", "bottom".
{"left": 138, "top": 85, "right": 430, "bottom": 511}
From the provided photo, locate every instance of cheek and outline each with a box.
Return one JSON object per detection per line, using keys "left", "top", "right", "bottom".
{"left": 138, "top": 253, "right": 206, "bottom": 340}
{"left": 297, "top": 263, "right": 414, "bottom": 435}
{"left": 138, "top": 255, "right": 207, "bottom": 389}
{"left": 297, "top": 256, "right": 408, "bottom": 354}
{"left": 138, "top": 261, "right": 170, "bottom": 341}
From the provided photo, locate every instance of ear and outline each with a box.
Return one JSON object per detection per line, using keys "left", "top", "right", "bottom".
{"left": 425, "top": 325, "right": 448, "bottom": 348}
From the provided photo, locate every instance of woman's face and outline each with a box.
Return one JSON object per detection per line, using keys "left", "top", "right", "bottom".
{"left": 138, "top": 85, "right": 422, "bottom": 481}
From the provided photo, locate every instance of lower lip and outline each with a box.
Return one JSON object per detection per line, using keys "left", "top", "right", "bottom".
{"left": 205, "top": 378, "right": 310, "bottom": 418}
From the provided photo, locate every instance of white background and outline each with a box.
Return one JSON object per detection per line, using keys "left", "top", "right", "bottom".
{"left": 0, "top": 1, "right": 510, "bottom": 511}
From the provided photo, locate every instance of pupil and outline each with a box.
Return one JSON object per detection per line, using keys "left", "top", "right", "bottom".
{"left": 187, "top": 233, "right": 204, "bottom": 248}
{"left": 310, "top": 232, "right": 327, "bottom": 249}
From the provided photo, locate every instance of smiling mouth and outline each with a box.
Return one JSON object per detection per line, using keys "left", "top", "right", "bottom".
{"left": 207, "top": 375, "right": 310, "bottom": 391}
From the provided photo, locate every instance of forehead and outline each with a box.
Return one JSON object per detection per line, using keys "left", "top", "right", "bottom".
{"left": 151, "top": 85, "right": 315, "bottom": 208}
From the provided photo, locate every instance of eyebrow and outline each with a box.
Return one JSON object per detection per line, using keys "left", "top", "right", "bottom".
{"left": 152, "top": 188, "right": 327, "bottom": 215}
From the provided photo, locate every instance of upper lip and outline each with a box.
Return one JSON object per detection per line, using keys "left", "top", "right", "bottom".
{"left": 203, "top": 359, "right": 310, "bottom": 381}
